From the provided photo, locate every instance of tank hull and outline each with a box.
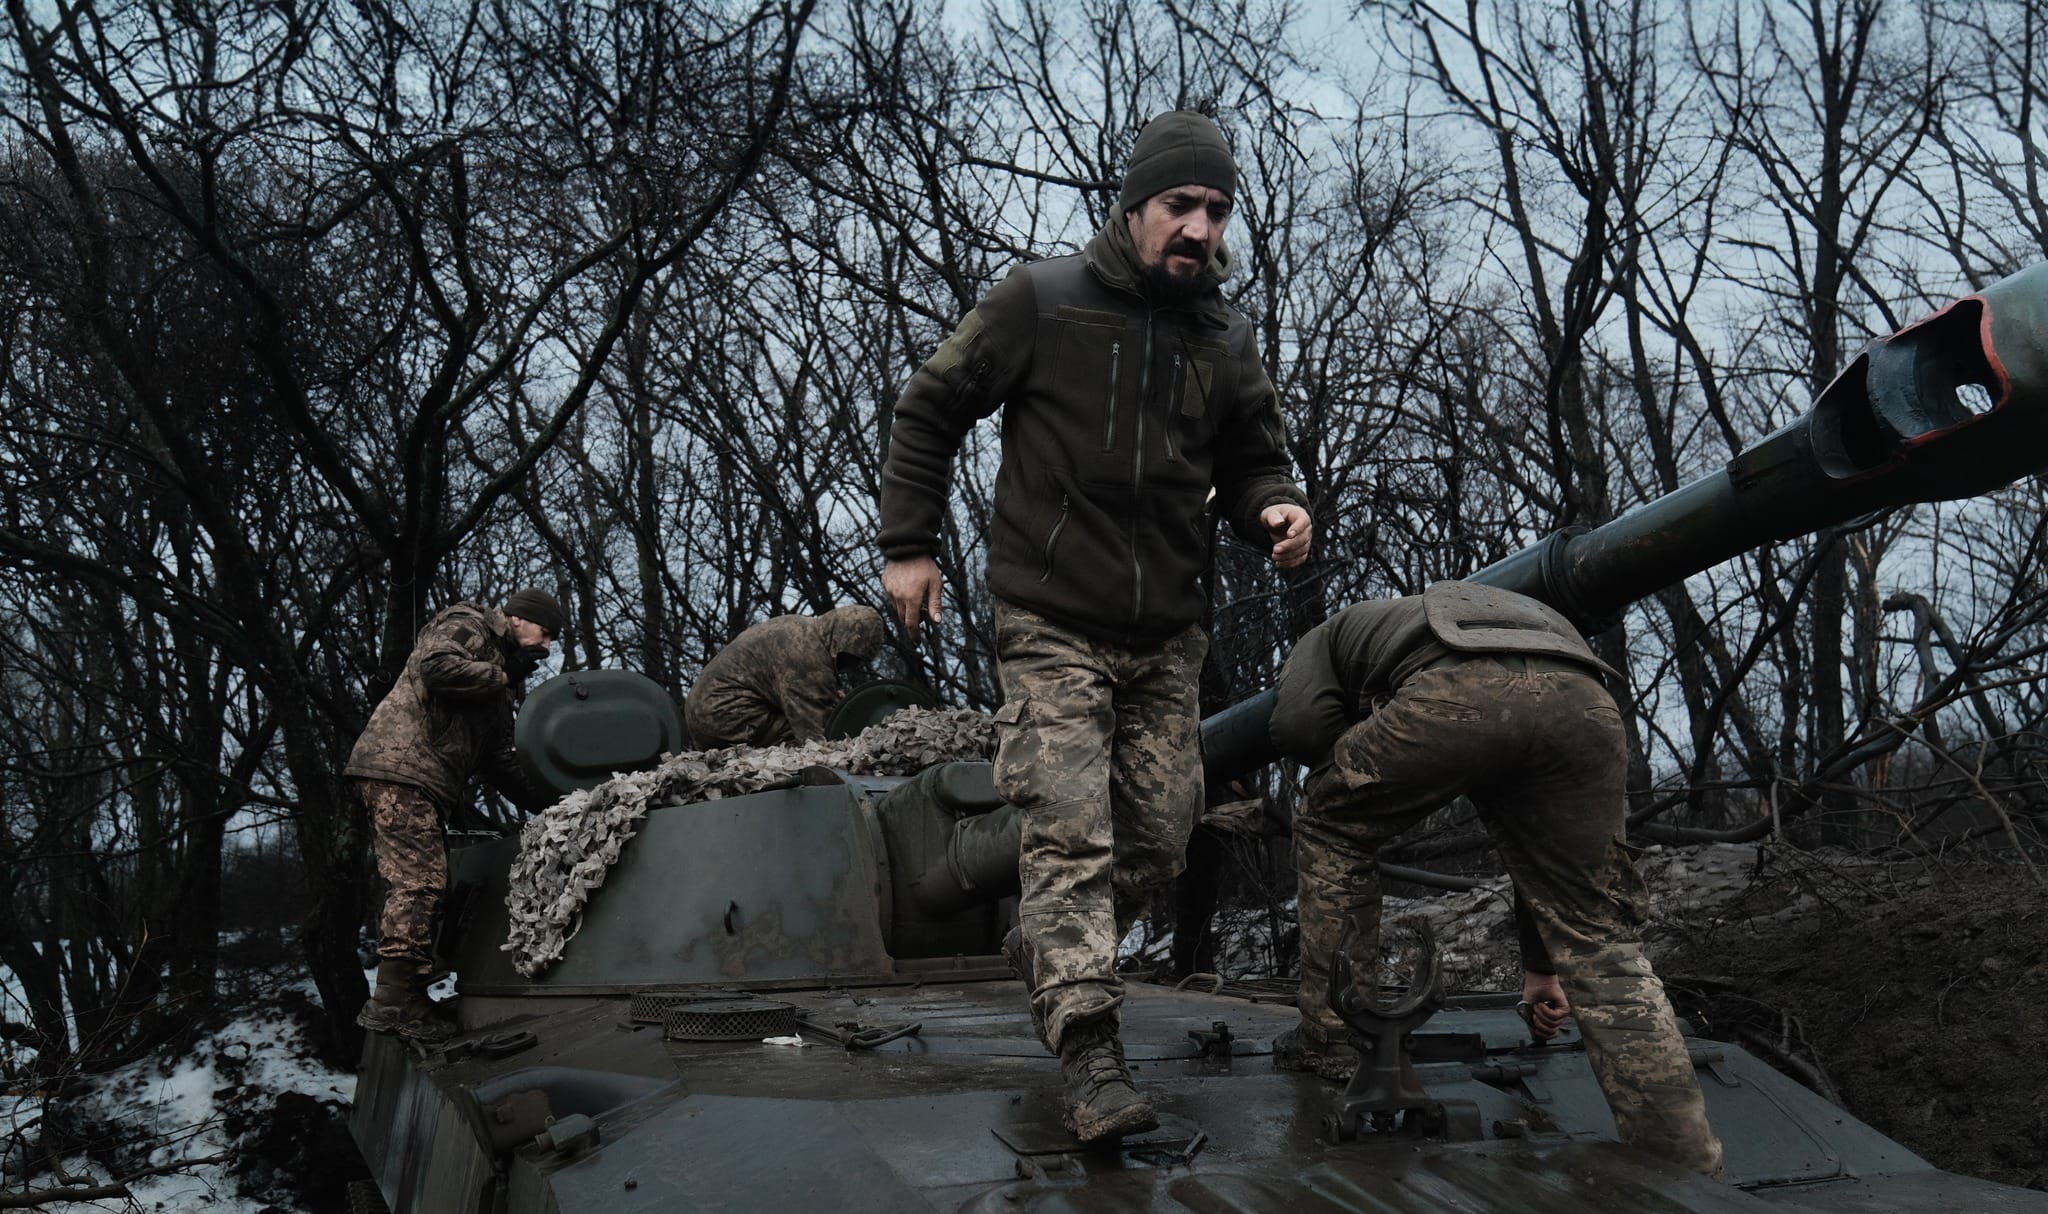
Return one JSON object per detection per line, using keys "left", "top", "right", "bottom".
{"left": 350, "top": 784, "right": 2048, "bottom": 1214}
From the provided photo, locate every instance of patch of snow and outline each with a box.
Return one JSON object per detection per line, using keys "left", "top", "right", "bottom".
{"left": 1116, "top": 923, "right": 1161, "bottom": 961}
{"left": 2, "top": 984, "right": 352, "bottom": 1213}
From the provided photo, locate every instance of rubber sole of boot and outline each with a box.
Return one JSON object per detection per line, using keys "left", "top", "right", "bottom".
{"left": 356, "top": 1002, "right": 456, "bottom": 1044}
{"left": 1062, "top": 1097, "right": 1159, "bottom": 1143}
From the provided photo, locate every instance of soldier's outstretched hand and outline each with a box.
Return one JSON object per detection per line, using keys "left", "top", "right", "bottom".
{"left": 1519, "top": 970, "right": 1571, "bottom": 1042}
{"left": 1263, "top": 503, "right": 1312, "bottom": 570}
{"left": 883, "top": 556, "right": 944, "bottom": 642}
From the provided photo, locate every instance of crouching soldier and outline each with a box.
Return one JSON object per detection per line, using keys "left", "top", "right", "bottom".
{"left": 345, "top": 587, "right": 566, "bottom": 1042}
{"left": 684, "top": 605, "right": 885, "bottom": 749}
{"left": 1270, "top": 581, "right": 1724, "bottom": 1177}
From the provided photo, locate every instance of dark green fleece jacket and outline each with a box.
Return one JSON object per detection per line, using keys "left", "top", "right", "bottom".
{"left": 877, "top": 208, "right": 1309, "bottom": 645}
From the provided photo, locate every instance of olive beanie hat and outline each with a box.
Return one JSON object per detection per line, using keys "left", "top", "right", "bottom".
{"left": 1117, "top": 110, "right": 1238, "bottom": 211}
{"left": 502, "top": 588, "right": 567, "bottom": 638}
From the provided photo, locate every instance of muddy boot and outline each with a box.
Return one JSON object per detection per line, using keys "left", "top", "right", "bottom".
{"left": 356, "top": 959, "right": 457, "bottom": 1044}
{"left": 1273, "top": 1021, "right": 1356, "bottom": 1081}
{"left": 1058, "top": 1020, "right": 1158, "bottom": 1143}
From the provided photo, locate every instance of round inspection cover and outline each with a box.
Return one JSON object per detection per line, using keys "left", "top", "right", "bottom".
{"left": 516, "top": 669, "right": 685, "bottom": 799}
{"left": 824, "top": 679, "right": 940, "bottom": 740}
{"left": 663, "top": 999, "right": 798, "bottom": 1042}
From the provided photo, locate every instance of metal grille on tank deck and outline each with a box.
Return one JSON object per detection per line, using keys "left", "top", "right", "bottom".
{"left": 662, "top": 999, "right": 798, "bottom": 1041}
{"left": 630, "top": 992, "right": 732, "bottom": 1024}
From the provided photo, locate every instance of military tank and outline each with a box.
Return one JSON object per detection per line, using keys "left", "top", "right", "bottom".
{"left": 350, "top": 266, "right": 2048, "bottom": 1213}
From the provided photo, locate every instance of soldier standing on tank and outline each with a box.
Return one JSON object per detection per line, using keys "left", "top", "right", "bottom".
{"left": 346, "top": 587, "right": 566, "bottom": 1043}
{"left": 683, "top": 605, "right": 886, "bottom": 749}
{"left": 877, "top": 110, "right": 1313, "bottom": 1143}
{"left": 1269, "top": 581, "right": 1725, "bottom": 1176}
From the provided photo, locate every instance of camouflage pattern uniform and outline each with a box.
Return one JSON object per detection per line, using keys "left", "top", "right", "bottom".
{"left": 685, "top": 606, "right": 885, "bottom": 749}
{"left": 878, "top": 207, "right": 1307, "bottom": 1060}
{"left": 356, "top": 779, "right": 449, "bottom": 968}
{"left": 877, "top": 114, "right": 1309, "bottom": 1137}
{"left": 993, "top": 600, "right": 1207, "bottom": 1050}
{"left": 345, "top": 602, "right": 534, "bottom": 974}
{"left": 1272, "top": 583, "right": 1724, "bottom": 1176}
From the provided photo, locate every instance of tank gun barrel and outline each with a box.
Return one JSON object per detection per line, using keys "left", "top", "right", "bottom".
{"left": 1202, "top": 262, "right": 2048, "bottom": 782}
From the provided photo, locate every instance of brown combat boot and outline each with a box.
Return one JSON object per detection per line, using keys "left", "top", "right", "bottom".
{"left": 356, "top": 959, "right": 457, "bottom": 1044}
{"left": 1273, "top": 1020, "right": 1356, "bottom": 1081}
{"left": 1057, "top": 1020, "right": 1158, "bottom": 1143}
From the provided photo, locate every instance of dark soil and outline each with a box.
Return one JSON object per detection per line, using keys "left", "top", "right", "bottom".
{"left": 1658, "top": 856, "right": 2048, "bottom": 1191}
{"left": 229, "top": 1090, "right": 364, "bottom": 1213}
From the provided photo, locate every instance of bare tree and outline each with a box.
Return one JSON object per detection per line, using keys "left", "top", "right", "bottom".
{"left": 0, "top": 0, "right": 815, "bottom": 1057}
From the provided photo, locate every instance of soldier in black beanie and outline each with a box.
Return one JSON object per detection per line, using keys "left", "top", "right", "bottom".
{"left": 877, "top": 110, "right": 1313, "bottom": 1142}
{"left": 345, "top": 587, "right": 565, "bottom": 1042}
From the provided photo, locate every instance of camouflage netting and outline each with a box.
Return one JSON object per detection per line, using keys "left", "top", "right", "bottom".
{"left": 503, "top": 707, "right": 996, "bottom": 976}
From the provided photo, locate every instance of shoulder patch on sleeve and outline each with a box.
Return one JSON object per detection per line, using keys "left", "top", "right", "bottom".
{"left": 925, "top": 310, "right": 986, "bottom": 380}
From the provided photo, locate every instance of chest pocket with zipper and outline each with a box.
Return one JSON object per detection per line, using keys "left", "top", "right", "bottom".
{"left": 1165, "top": 337, "right": 1228, "bottom": 464}
{"left": 1051, "top": 307, "right": 1131, "bottom": 457}
{"left": 1175, "top": 337, "right": 1227, "bottom": 419}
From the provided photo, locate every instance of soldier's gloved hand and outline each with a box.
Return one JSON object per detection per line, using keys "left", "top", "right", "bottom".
{"left": 1519, "top": 970, "right": 1571, "bottom": 1042}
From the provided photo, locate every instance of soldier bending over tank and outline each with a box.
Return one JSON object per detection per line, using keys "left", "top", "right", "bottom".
{"left": 346, "top": 588, "right": 565, "bottom": 1043}
{"left": 1269, "top": 581, "right": 1724, "bottom": 1176}
{"left": 877, "top": 111, "right": 1313, "bottom": 1142}
{"left": 684, "top": 605, "right": 885, "bottom": 749}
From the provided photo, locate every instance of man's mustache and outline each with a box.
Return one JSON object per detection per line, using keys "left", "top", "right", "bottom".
{"left": 1167, "top": 241, "right": 1208, "bottom": 261}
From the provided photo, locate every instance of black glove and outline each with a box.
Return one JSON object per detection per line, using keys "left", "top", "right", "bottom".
{"left": 508, "top": 643, "right": 550, "bottom": 679}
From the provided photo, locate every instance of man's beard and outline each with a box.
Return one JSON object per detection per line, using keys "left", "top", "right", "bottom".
{"left": 1140, "top": 242, "right": 1208, "bottom": 300}
{"left": 1141, "top": 263, "right": 1201, "bottom": 300}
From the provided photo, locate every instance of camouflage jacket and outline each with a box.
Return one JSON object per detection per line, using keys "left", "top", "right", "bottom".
{"left": 683, "top": 606, "right": 884, "bottom": 749}
{"left": 1270, "top": 582, "right": 1618, "bottom": 766}
{"left": 344, "top": 602, "right": 532, "bottom": 812}
{"left": 878, "top": 208, "right": 1309, "bottom": 646}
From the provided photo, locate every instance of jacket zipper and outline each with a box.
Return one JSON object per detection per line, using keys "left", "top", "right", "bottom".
{"left": 1163, "top": 351, "right": 1182, "bottom": 462}
{"left": 935, "top": 357, "right": 991, "bottom": 436}
{"left": 1101, "top": 342, "right": 1121, "bottom": 451}
{"left": 1130, "top": 310, "right": 1154, "bottom": 636}
{"left": 1038, "top": 494, "right": 1070, "bottom": 583}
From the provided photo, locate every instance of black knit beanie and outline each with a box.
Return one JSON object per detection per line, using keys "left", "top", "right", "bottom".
{"left": 1118, "top": 111, "right": 1238, "bottom": 211}
{"left": 502, "top": 588, "right": 567, "bottom": 638}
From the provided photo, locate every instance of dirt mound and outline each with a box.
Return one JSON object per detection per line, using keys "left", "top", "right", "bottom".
{"left": 1657, "top": 853, "right": 2048, "bottom": 1190}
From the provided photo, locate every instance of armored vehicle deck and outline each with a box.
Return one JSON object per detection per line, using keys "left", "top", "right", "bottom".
{"left": 354, "top": 968, "right": 2046, "bottom": 1213}
{"left": 350, "top": 771, "right": 2048, "bottom": 1214}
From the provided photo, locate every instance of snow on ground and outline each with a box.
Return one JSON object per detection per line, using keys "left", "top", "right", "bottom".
{"left": 2, "top": 972, "right": 353, "bottom": 1214}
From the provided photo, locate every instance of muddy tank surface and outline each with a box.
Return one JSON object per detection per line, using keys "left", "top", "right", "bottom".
{"left": 351, "top": 265, "right": 2048, "bottom": 1213}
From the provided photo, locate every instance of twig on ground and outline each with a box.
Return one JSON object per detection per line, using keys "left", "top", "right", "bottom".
{"left": 0, "top": 1151, "right": 232, "bottom": 1209}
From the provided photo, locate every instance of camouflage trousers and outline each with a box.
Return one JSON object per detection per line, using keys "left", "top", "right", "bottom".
{"left": 357, "top": 778, "right": 447, "bottom": 977}
{"left": 1293, "top": 655, "right": 1724, "bottom": 1176}
{"left": 992, "top": 600, "right": 1207, "bottom": 1052}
